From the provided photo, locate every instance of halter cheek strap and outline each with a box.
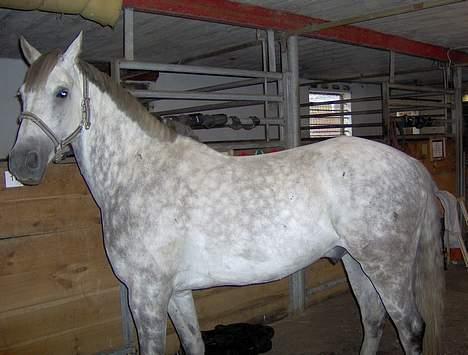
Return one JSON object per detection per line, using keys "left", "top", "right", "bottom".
{"left": 19, "top": 74, "right": 91, "bottom": 162}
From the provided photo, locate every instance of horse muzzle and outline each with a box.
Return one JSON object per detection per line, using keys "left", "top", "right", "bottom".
{"left": 9, "top": 142, "right": 49, "bottom": 185}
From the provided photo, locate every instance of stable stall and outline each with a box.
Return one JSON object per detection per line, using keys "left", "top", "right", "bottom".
{"left": 0, "top": 1, "right": 467, "bottom": 355}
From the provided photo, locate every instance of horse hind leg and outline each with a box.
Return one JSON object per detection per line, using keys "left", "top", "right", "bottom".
{"left": 342, "top": 254, "right": 387, "bottom": 355}
{"left": 168, "top": 290, "right": 205, "bottom": 355}
{"left": 378, "top": 285, "right": 424, "bottom": 355}
{"left": 357, "top": 261, "right": 425, "bottom": 355}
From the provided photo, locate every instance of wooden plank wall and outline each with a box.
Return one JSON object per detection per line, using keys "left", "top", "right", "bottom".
{"left": 0, "top": 161, "right": 347, "bottom": 355}
{"left": 0, "top": 162, "right": 124, "bottom": 355}
{"left": 403, "top": 138, "right": 456, "bottom": 194}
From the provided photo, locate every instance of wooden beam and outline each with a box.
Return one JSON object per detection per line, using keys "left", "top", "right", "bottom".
{"left": 123, "top": 0, "right": 468, "bottom": 63}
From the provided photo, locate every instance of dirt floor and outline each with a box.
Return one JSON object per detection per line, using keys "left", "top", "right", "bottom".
{"left": 268, "top": 266, "right": 468, "bottom": 355}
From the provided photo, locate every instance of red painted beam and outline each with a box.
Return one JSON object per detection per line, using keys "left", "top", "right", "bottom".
{"left": 123, "top": 0, "right": 468, "bottom": 63}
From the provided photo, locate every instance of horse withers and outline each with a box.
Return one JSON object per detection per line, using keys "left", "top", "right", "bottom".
{"left": 9, "top": 33, "right": 444, "bottom": 355}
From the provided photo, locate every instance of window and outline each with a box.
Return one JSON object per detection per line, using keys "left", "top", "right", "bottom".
{"left": 308, "top": 92, "right": 351, "bottom": 137}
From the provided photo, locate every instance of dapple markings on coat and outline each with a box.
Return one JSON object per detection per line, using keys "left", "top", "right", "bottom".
{"left": 9, "top": 33, "right": 444, "bottom": 355}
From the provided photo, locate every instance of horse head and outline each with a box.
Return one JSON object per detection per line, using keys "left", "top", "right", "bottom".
{"left": 9, "top": 32, "right": 88, "bottom": 185}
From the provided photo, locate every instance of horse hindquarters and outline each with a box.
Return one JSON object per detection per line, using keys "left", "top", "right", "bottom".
{"left": 348, "top": 195, "right": 444, "bottom": 355}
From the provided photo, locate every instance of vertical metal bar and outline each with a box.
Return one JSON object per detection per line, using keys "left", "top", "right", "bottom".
{"left": 259, "top": 30, "right": 270, "bottom": 142}
{"left": 267, "top": 30, "right": 277, "bottom": 72}
{"left": 111, "top": 60, "right": 121, "bottom": 84}
{"left": 285, "top": 35, "right": 300, "bottom": 149}
{"left": 266, "top": 30, "right": 277, "bottom": 143}
{"left": 389, "top": 51, "right": 395, "bottom": 84}
{"left": 124, "top": 8, "right": 135, "bottom": 61}
{"left": 279, "top": 36, "right": 289, "bottom": 143}
{"left": 454, "top": 67, "right": 464, "bottom": 200}
{"left": 285, "top": 35, "right": 305, "bottom": 315}
{"left": 385, "top": 50, "right": 395, "bottom": 143}
{"left": 381, "top": 82, "right": 390, "bottom": 143}
{"left": 454, "top": 67, "right": 465, "bottom": 240}
{"left": 443, "top": 66, "right": 453, "bottom": 263}
{"left": 443, "top": 66, "right": 449, "bottom": 135}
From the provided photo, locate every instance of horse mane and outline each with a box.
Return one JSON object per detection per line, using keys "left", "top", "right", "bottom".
{"left": 77, "top": 60, "right": 177, "bottom": 142}
{"left": 23, "top": 50, "right": 176, "bottom": 143}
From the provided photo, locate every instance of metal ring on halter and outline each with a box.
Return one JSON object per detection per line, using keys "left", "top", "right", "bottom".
{"left": 18, "top": 74, "right": 91, "bottom": 162}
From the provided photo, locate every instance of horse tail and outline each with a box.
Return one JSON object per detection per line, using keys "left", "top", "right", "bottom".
{"left": 415, "top": 189, "right": 445, "bottom": 355}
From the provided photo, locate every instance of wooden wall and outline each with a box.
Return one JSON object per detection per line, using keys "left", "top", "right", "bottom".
{"left": 402, "top": 138, "right": 456, "bottom": 194}
{"left": 0, "top": 162, "right": 124, "bottom": 355}
{"left": 0, "top": 161, "right": 347, "bottom": 355}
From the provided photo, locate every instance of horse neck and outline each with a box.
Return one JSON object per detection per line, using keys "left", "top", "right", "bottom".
{"left": 72, "top": 82, "right": 175, "bottom": 206}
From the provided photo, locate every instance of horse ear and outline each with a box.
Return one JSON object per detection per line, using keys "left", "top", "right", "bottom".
{"left": 62, "top": 31, "right": 83, "bottom": 65}
{"left": 20, "top": 36, "right": 41, "bottom": 65}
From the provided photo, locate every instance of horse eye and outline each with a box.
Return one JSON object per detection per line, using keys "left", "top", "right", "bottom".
{"left": 56, "top": 88, "right": 69, "bottom": 98}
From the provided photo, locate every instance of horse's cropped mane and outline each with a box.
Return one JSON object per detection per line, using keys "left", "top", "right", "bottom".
{"left": 78, "top": 60, "right": 176, "bottom": 142}
{"left": 24, "top": 50, "right": 176, "bottom": 143}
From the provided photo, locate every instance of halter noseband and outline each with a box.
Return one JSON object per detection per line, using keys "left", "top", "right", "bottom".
{"left": 19, "top": 73, "right": 91, "bottom": 162}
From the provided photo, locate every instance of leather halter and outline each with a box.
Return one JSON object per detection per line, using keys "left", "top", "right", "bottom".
{"left": 19, "top": 73, "right": 91, "bottom": 162}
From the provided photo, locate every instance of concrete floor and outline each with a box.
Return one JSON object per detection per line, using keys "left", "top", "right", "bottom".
{"left": 268, "top": 266, "right": 468, "bottom": 355}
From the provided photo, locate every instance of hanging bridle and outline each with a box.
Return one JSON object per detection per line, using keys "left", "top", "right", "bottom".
{"left": 19, "top": 73, "right": 91, "bottom": 162}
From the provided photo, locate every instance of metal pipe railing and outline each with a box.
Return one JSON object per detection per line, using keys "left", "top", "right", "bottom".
{"left": 301, "top": 107, "right": 449, "bottom": 119}
{"left": 389, "top": 99, "right": 453, "bottom": 108}
{"left": 389, "top": 83, "right": 454, "bottom": 94}
{"left": 301, "top": 92, "right": 450, "bottom": 108}
{"left": 300, "top": 122, "right": 382, "bottom": 130}
{"left": 118, "top": 60, "right": 283, "bottom": 80}
{"left": 153, "top": 101, "right": 261, "bottom": 116}
{"left": 132, "top": 90, "right": 283, "bottom": 102}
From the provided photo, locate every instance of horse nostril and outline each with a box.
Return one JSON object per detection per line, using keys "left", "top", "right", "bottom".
{"left": 25, "top": 151, "right": 40, "bottom": 170}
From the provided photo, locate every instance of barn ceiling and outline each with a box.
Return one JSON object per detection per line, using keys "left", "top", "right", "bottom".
{"left": 0, "top": 0, "right": 467, "bottom": 85}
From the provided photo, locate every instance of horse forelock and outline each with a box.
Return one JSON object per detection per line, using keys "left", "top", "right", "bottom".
{"left": 77, "top": 60, "right": 177, "bottom": 143}
{"left": 23, "top": 49, "right": 61, "bottom": 92}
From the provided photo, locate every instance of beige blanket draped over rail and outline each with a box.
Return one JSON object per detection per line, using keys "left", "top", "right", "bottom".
{"left": 0, "top": 0, "right": 122, "bottom": 26}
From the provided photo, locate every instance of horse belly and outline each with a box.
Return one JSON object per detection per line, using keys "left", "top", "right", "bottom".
{"left": 178, "top": 221, "right": 339, "bottom": 289}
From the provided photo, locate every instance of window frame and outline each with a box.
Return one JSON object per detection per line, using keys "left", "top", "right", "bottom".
{"left": 308, "top": 90, "right": 352, "bottom": 138}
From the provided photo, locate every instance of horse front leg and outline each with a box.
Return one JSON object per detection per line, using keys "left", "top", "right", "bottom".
{"left": 168, "top": 290, "right": 205, "bottom": 355}
{"left": 126, "top": 281, "right": 172, "bottom": 355}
